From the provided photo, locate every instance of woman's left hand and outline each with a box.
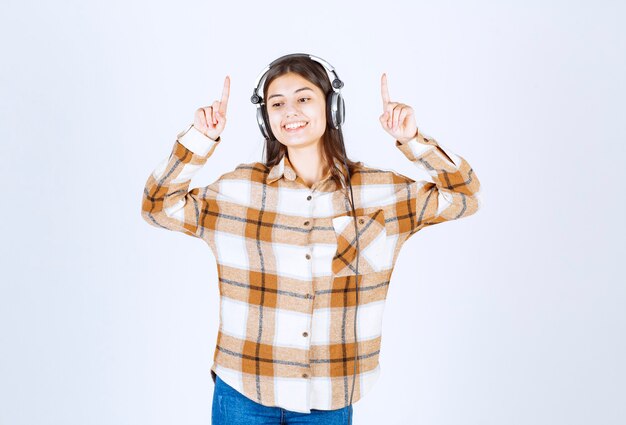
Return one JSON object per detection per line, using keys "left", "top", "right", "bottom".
{"left": 379, "top": 73, "right": 418, "bottom": 144}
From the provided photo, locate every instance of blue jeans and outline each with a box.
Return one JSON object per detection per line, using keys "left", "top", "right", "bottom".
{"left": 212, "top": 374, "right": 353, "bottom": 424}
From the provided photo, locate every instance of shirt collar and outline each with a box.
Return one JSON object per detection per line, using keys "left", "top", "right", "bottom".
{"left": 267, "top": 155, "right": 348, "bottom": 189}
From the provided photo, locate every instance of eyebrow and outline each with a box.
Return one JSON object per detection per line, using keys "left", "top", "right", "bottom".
{"left": 267, "top": 87, "right": 314, "bottom": 100}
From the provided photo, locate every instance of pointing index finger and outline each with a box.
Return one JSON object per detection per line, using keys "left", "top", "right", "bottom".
{"left": 381, "top": 73, "right": 390, "bottom": 108}
{"left": 219, "top": 75, "right": 230, "bottom": 115}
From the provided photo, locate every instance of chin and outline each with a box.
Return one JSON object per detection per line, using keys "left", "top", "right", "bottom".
{"left": 279, "top": 138, "right": 314, "bottom": 148}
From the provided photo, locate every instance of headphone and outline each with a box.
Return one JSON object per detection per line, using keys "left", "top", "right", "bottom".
{"left": 250, "top": 53, "right": 346, "bottom": 139}
{"left": 250, "top": 53, "right": 360, "bottom": 421}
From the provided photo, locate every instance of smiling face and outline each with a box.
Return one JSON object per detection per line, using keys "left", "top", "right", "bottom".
{"left": 266, "top": 72, "right": 327, "bottom": 150}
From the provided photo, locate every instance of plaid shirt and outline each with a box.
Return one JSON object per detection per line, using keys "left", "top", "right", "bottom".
{"left": 141, "top": 124, "right": 481, "bottom": 413}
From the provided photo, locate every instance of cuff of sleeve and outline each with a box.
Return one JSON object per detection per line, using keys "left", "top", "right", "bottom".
{"left": 395, "top": 128, "right": 461, "bottom": 168}
{"left": 395, "top": 128, "right": 434, "bottom": 159}
{"left": 176, "top": 124, "right": 221, "bottom": 156}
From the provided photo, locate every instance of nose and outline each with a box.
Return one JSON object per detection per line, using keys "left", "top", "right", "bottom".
{"left": 284, "top": 101, "right": 302, "bottom": 117}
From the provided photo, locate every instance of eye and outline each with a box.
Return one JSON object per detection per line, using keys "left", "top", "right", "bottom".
{"left": 271, "top": 98, "right": 311, "bottom": 108}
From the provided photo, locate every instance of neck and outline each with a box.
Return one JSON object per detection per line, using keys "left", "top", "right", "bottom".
{"left": 286, "top": 143, "right": 328, "bottom": 188}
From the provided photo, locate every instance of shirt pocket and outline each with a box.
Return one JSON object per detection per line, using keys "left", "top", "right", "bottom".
{"left": 331, "top": 208, "right": 387, "bottom": 276}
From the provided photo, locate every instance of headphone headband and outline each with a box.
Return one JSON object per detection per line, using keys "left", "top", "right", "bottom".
{"left": 250, "top": 53, "right": 344, "bottom": 106}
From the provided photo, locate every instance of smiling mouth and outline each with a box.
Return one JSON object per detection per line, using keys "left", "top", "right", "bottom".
{"left": 283, "top": 122, "right": 309, "bottom": 132}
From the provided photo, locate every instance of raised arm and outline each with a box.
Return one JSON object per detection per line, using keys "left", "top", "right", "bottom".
{"left": 379, "top": 73, "right": 481, "bottom": 241}
{"left": 141, "top": 76, "right": 230, "bottom": 239}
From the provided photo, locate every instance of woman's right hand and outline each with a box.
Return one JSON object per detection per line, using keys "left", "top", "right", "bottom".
{"left": 193, "top": 75, "right": 230, "bottom": 141}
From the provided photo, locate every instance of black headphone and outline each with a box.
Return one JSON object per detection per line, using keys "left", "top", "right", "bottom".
{"left": 250, "top": 53, "right": 359, "bottom": 420}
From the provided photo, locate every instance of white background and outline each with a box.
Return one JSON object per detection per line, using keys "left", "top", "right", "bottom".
{"left": 1, "top": 1, "right": 624, "bottom": 424}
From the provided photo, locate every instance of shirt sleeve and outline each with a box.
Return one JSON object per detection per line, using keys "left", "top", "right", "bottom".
{"left": 391, "top": 128, "right": 482, "bottom": 242}
{"left": 141, "top": 124, "right": 222, "bottom": 239}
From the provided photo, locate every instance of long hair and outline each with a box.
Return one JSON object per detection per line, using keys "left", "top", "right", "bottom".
{"left": 261, "top": 56, "right": 362, "bottom": 191}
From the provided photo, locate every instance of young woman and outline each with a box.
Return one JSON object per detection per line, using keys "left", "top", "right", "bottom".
{"left": 141, "top": 54, "right": 481, "bottom": 425}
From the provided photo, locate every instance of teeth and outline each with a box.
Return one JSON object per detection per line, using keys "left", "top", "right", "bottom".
{"left": 285, "top": 121, "right": 307, "bottom": 129}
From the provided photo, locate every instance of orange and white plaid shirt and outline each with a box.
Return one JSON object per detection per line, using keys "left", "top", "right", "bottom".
{"left": 141, "top": 124, "right": 481, "bottom": 413}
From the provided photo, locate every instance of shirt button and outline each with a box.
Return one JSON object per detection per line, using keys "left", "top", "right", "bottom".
{"left": 358, "top": 218, "right": 365, "bottom": 224}
{"left": 302, "top": 332, "right": 309, "bottom": 337}
{"left": 306, "top": 195, "right": 312, "bottom": 201}
{"left": 303, "top": 220, "right": 310, "bottom": 226}
{"left": 305, "top": 254, "right": 311, "bottom": 260}
{"left": 302, "top": 373, "right": 309, "bottom": 378}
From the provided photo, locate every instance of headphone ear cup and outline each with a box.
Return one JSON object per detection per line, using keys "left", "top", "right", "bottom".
{"left": 326, "top": 91, "right": 335, "bottom": 129}
{"left": 256, "top": 106, "right": 270, "bottom": 140}
{"left": 336, "top": 93, "right": 345, "bottom": 127}
{"left": 327, "top": 91, "right": 345, "bottom": 129}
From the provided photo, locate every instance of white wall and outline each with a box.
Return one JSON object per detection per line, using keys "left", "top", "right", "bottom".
{"left": 1, "top": 0, "right": 624, "bottom": 424}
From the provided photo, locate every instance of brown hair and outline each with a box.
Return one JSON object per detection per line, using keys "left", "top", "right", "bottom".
{"left": 261, "top": 55, "right": 362, "bottom": 191}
